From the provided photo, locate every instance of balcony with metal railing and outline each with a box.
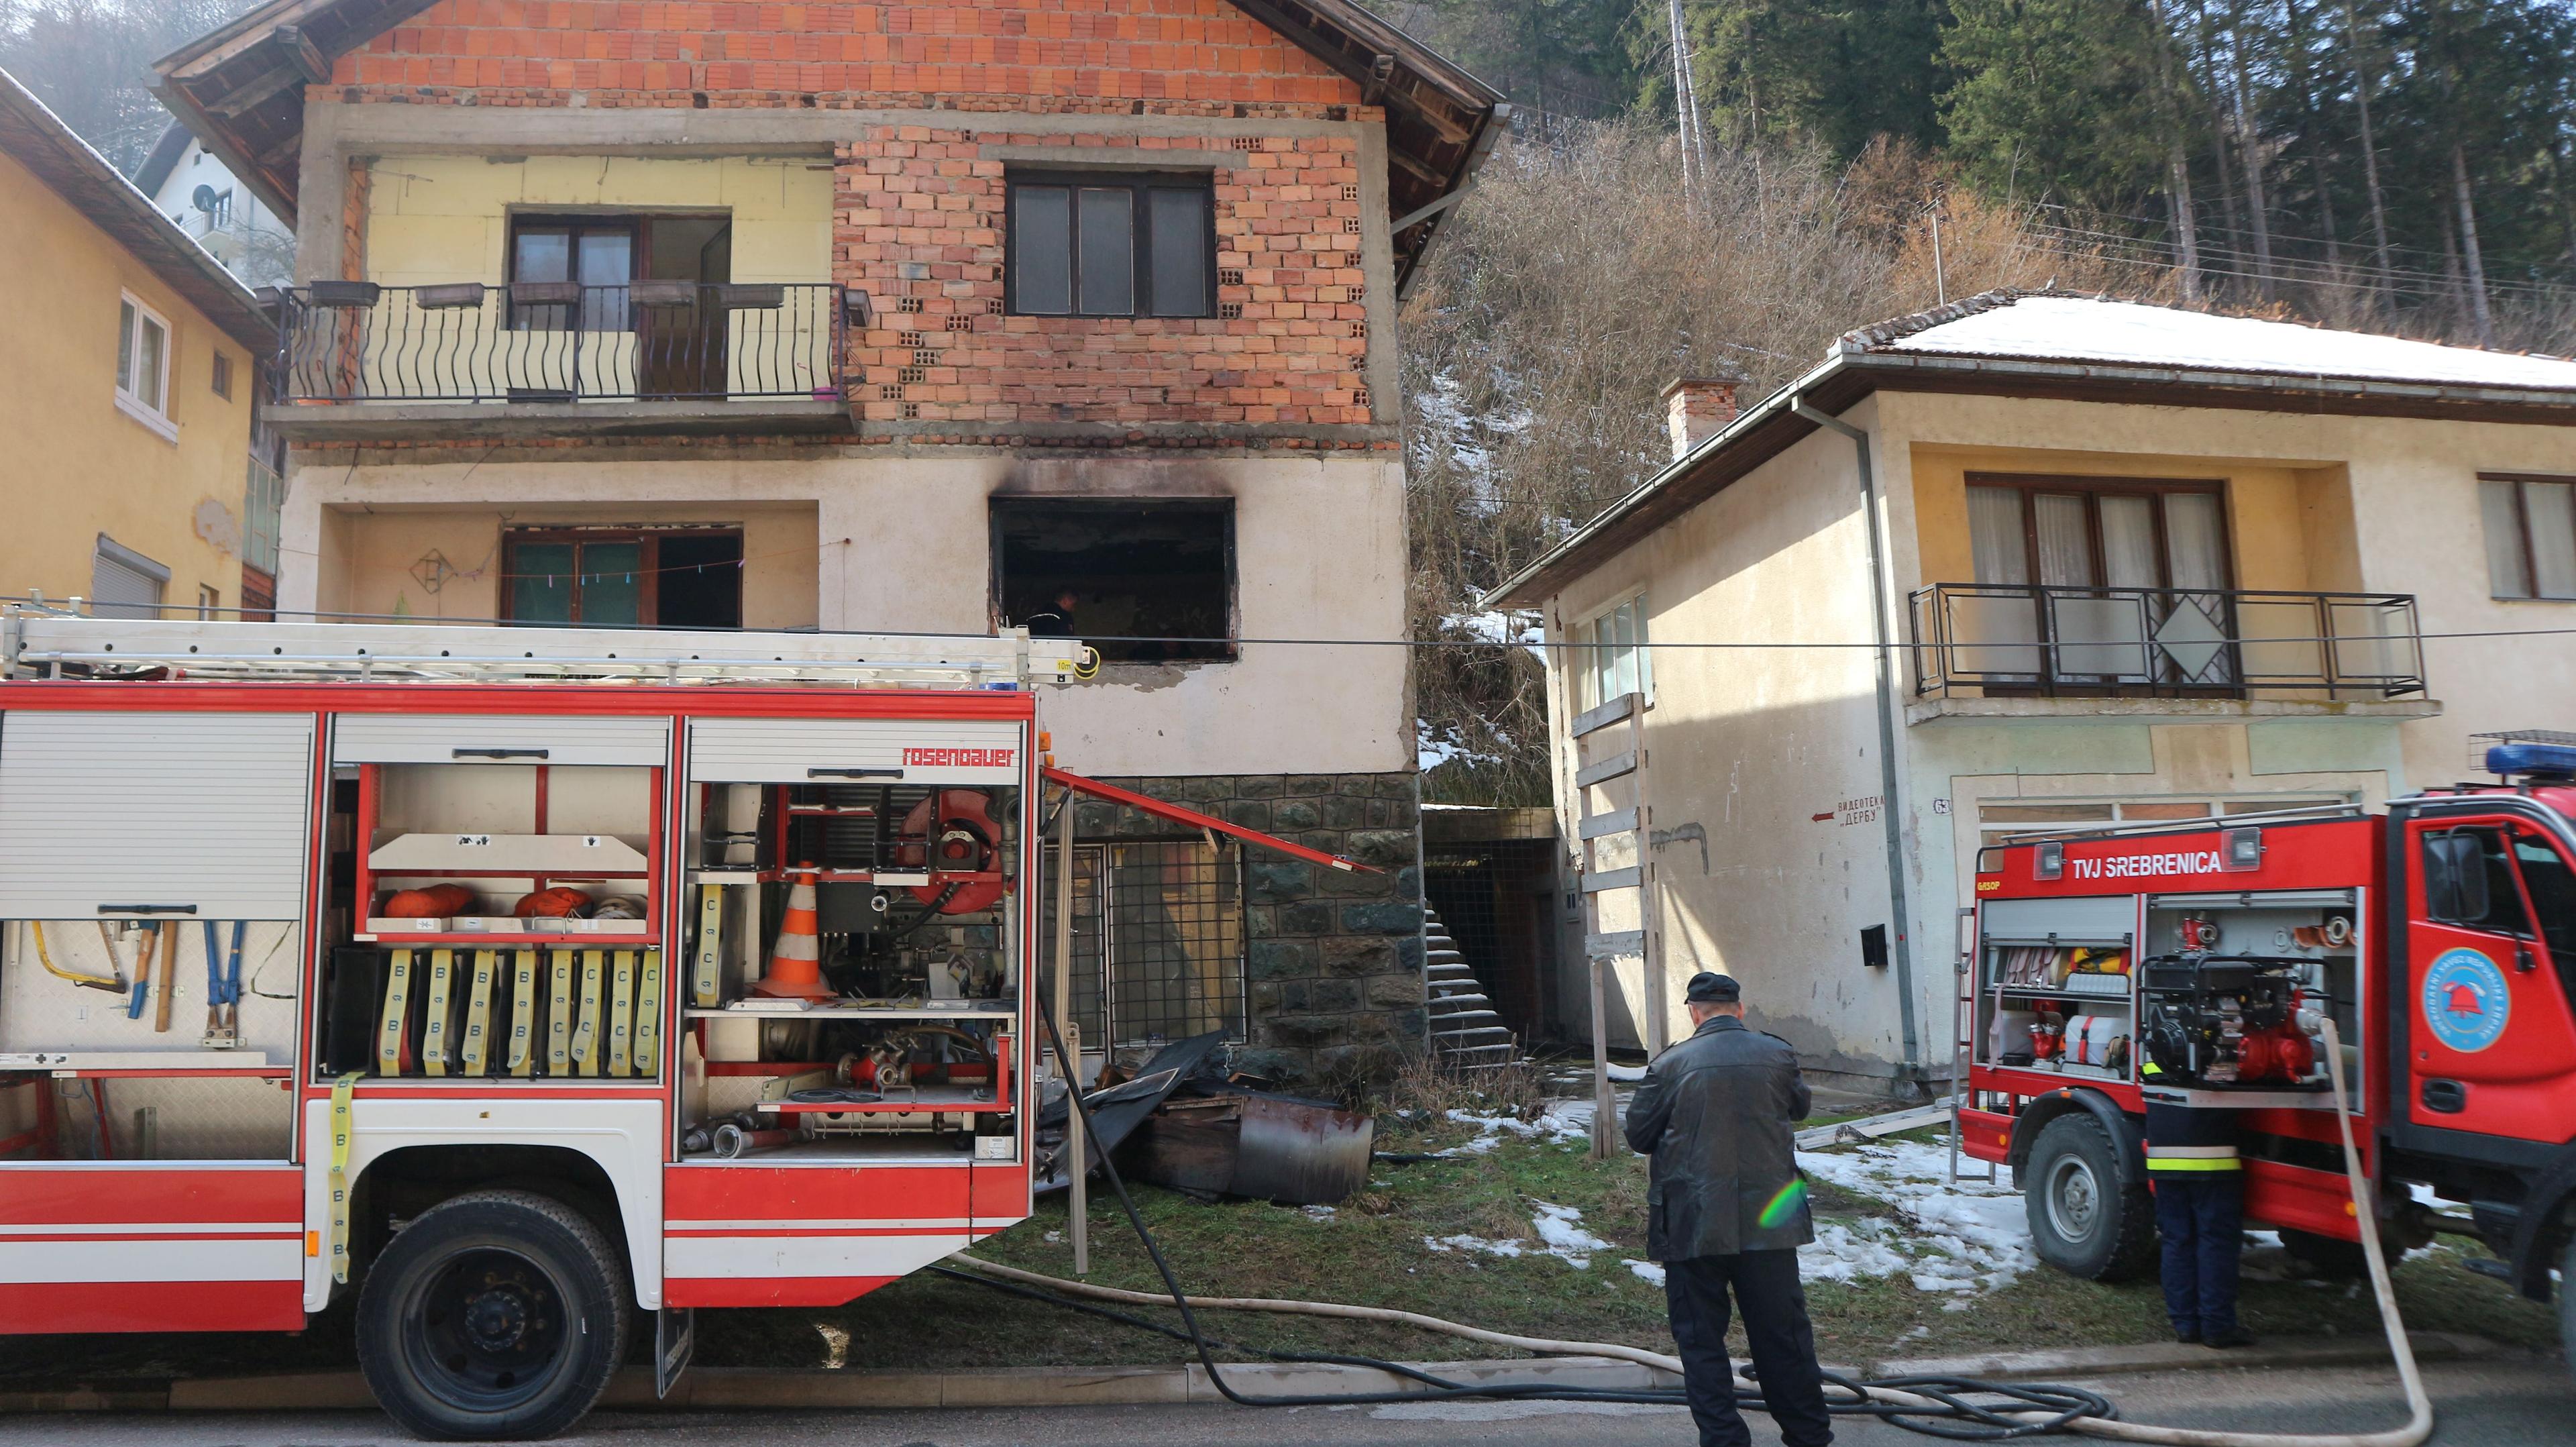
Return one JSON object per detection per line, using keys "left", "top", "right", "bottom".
{"left": 264, "top": 280, "right": 857, "bottom": 439}
{"left": 1907, "top": 582, "right": 2438, "bottom": 725}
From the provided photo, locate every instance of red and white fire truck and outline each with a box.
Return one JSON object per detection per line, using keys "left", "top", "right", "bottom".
{"left": 0, "top": 614, "right": 1354, "bottom": 1438}
{"left": 1960, "top": 737, "right": 2576, "bottom": 1372}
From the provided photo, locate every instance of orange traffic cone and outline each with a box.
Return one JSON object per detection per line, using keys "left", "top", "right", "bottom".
{"left": 753, "top": 866, "right": 835, "bottom": 1000}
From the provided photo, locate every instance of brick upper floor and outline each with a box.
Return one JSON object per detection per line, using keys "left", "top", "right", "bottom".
{"left": 164, "top": 0, "right": 1503, "bottom": 445}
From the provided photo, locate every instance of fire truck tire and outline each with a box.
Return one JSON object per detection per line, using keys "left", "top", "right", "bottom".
{"left": 356, "top": 1189, "right": 631, "bottom": 1442}
{"left": 2024, "top": 1116, "right": 2157, "bottom": 1282}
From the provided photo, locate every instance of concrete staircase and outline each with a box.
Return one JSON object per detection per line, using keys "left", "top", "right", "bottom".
{"left": 1423, "top": 906, "right": 1521, "bottom": 1069}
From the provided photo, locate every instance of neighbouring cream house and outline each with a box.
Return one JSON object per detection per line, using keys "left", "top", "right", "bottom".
{"left": 0, "top": 68, "right": 274, "bottom": 619}
{"left": 1485, "top": 291, "right": 2576, "bottom": 1091}
{"left": 152, "top": 0, "right": 1510, "bottom": 1081}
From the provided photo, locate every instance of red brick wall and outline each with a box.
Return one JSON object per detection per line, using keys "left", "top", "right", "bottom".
{"left": 343, "top": 1, "right": 1362, "bottom": 113}
{"left": 337, "top": 2, "right": 1382, "bottom": 431}
{"left": 842, "top": 127, "right": 1368, "bottom": 427}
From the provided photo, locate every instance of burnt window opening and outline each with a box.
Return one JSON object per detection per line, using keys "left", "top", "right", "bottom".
{"left": 992, "top": 500, "right": 1233, "bottom": 663}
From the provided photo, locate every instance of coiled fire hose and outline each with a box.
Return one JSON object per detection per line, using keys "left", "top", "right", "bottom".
{"left": 945, "top": 1012, "right": 2430, "bottom": 1444}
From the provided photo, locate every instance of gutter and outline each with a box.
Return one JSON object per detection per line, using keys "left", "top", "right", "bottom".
{"left": 1788, "top": 396, "right": 1921, "bottom": 1085}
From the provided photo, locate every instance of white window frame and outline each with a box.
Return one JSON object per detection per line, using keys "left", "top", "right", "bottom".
{"left": 1578, "top": 594, "right": 1652, "bottom": 711}
{"left": 114, "top": 291, "right": 177, "bottom": 441}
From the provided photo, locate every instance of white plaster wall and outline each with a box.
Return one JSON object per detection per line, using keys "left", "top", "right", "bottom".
{"left": 1542, "top": 409, "right": 1912, "bottom": 1073}
{"left": 280, "top": 451, "right": 1409, "bottom": 778}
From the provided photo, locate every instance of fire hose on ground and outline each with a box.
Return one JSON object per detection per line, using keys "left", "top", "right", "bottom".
{"left": 942, "top": 1014, "right": 2430, "bottom": 1444}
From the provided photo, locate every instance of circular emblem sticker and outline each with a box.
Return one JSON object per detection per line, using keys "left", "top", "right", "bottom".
{"left": 2422, "top": 948, "right": 2511, "bottom": 1054}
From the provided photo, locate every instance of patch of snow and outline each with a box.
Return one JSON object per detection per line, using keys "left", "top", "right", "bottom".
{"left": 1529, "top": 1201, "right": 1611, "bottom": 1267}
{"left": 1794, "top": 1137, "right": 2036, "bottom": 1294}
{"left": 1798, "top": 1218, "right": 1916, "bottom": 1284}
{"left": 1625, "top": 1258, "right": 1667, "bottom": 1286}
{"left": 1605, "top": 1063, "right": 1648, "bottom": 1083}
{"left": 1424, "top": 1232, "right": 1525, "bottom": 1258}
{"left": 1441, "top": 609, "right": 1547, "bottom": 659}
{"left": 1886, "top": 295, "right": 2576, "bottom": 392}
{"left": 1302, "top": 1204, "right": 1336, "bottom": 1220}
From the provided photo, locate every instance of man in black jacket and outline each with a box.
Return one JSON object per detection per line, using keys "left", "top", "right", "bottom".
{"left": 1624, "top": 971, "right": 1832, "bottom": 1447}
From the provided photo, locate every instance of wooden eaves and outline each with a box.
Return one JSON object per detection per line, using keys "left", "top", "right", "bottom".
{"left": 150, "top": 0, "right": 1508, "bottom": 293}
{"left": 0, "top": 67, "right": 273, "bottom": 354}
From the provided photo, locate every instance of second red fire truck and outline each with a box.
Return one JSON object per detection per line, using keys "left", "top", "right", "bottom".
{"left": 1961, "top": 735, "right": 2576, "bottom": 1377}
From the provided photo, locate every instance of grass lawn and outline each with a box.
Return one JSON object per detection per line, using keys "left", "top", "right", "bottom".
{"left": 0, "top": 1112, "right": 2558, "bottom": 1388}
{"left": 696, "top": 1116, "right": 2561, "bottom": 1374}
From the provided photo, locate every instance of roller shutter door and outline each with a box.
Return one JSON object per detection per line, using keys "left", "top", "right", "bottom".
{"left": 688, "top": 718, "right": 1022, "bottom": 785}
{"left": 331, "top": 713, "right": 670, "bottom": 767}
{"left": 0, "top": 710, "right": 314, "bottom": 918}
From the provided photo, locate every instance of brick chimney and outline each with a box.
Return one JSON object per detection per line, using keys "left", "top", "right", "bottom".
{"left": 1662, "top": 376, "right": 1740, "bottom": 462}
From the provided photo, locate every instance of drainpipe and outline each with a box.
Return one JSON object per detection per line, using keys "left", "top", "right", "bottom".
{"left": 1788, "top": 396, "right": 1921, "bottom": 1088}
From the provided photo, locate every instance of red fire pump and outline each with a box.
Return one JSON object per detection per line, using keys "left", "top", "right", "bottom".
{"left": 892, "top": 789, "right": 1004, "bottom": 912}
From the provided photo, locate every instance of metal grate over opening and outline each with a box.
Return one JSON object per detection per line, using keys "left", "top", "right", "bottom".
{"left": 1040, "top": 841, "right": 1244, "bottom": 1049}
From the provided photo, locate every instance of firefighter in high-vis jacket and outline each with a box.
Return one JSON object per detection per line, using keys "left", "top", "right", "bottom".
{"left": 2142, "top": 1063, "right": 2255, "bottom": 1348}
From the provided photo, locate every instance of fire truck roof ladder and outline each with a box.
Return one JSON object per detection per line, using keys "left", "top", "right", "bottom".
{"left": 1990, "top": 802, "right": 2369, "bottom": 847}
{"left": 0, "top": 611, "right": 1093, "bottom": 689}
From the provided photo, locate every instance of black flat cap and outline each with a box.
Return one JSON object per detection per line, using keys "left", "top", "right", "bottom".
{"left": 1685, "top": 971, "right": 1739, "bottom": 1004}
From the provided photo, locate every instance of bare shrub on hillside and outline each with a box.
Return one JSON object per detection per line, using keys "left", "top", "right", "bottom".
{"left": 1401, "top": 125, "right": 2160, "bottom": 805}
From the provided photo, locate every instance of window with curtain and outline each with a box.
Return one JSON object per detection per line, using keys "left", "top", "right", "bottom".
{"left": 502, "top": 529, "right": 744, "bottom": 629}
{"left": 2480, "top": 476, "right": 2576, "bottom": 600}
{"left": 1964, "top": 480, "right": 2232, "bottom": 593}
{"left": 1581, "top": 596, "right": 1651, "bottom": 709}
{"left": 1006, "top": 171, "right": 1215, "bottom": 319}
{"left": 1962, "top": 477, "right": 2233, "bottom": 686}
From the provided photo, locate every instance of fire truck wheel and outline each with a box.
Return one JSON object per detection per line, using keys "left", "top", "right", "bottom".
{"left": 2024, "top": 1115, "right": 2156, "bottom": 1281}
{"left": 356, "top": 1189, "right": 631, "bottom": 1442}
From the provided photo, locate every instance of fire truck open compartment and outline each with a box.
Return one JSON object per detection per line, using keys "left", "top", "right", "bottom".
{"left": 0, "top": 706, "right": 312, "bottom": 1161}
{"left": 1968, "top": 886, "right": 2366, "bottom": 1100}
{"left": 673, "top": 714, "right": 1028, "bottom": 1166}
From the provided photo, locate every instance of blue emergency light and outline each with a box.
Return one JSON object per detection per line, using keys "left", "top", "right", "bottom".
{"left": 2487, "top": 742, "right": 2576, "bottom": 783}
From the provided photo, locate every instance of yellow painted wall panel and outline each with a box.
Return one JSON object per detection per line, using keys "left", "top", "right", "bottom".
{"left": 367, "top": 156, "right": 831, "bottom": 287}
{"left": 0, "top": 151, "right": 255, "bottom": 612}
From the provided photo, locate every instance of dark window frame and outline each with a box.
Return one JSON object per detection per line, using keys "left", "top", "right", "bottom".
{"left": 499, "top": 525, "right": 744, "bottom": 629}
{"left": 1963, "top": 472, "right": 2237, "bottom": 592}
{"left": 987, "top": 497, "right": 1238, "bottom": 663}
{"left": 2479, "top": 472, "right": 2576, "bottom": 601}
{"left": 1003, "top": 170, "right": 1218, "bottom": 319}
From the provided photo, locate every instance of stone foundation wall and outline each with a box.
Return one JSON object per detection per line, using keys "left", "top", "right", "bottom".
{"left": 1081, "top": 771, "right": 1422, "bottom": 1085}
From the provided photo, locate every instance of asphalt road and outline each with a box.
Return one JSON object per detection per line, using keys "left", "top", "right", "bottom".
{"left": 1, "top": 1358, "right": 2564, "bottom": 1446}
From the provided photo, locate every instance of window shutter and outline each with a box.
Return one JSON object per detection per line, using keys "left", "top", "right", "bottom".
{"left": 0, "top": 710, "right": 314, "bottom": 918}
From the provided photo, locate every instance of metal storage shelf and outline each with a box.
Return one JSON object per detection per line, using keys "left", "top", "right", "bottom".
{"left": 753, "top": 1085, "right": 1000, "bottom": 1114}
{"left": 684, "top": 1004, "right": 1016, "bottom": 1021}
{"left": 1989, "top": 1057, "right": 2130, "bottom": 1084}
{"left": 0, "top": 1050, "right": 282, "bottom": 1072}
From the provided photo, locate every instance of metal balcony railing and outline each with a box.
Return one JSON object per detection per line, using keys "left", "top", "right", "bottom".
{"left": 1909, "top": 583, "right": 2427, "bottom": 699}
{"left": 274, "top": 281, "right": 848, "bottom": 405}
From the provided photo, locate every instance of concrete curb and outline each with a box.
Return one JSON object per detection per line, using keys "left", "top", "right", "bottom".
{"left": 0, "top": 1335, "right": 2500, "bottom": 1415}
